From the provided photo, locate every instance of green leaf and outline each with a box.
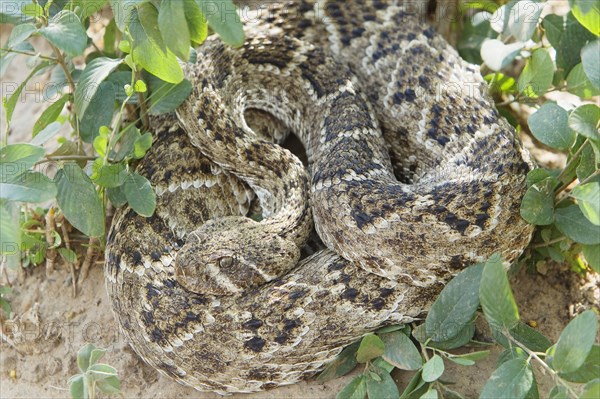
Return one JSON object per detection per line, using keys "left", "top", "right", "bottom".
{"left": 1, "top": 41, "right": 35, "bottom": 77}
{"left": 122, "top": 171, "right": 156, "bottom": 217}
{"left": 480, "top": 358, "right": 533, "bottom": 399}
{"left": 400, "top": 370, "right": 427, "bottom": 399}
{"left": 130, "top": 4, "right": 184, "bottom": 84}
{"left": 581, "top": 379, "right": 600, "bottom": 399}
{"left": 76, "top": 343, "right": 96, "bottom": 372}
{"left": 568, "top": 104, "right": 600, "bottom": 141}
{"left": 583, "top": 245, "right": 600, "bottom": 273}
{"left": 496, "top": 322, "right": 552, "bottom": 353}
{"left": 480, "top": 39, "right": 524, "bottom": 71}
{"left": 55, "top": 163, "right": 105, "bottom": 237}
{"left": 147, "top": 77, "right": 193, "bottom": 115}
{"left": 108, "top": 0, "right": 145, "bottom": 31}
{"left": 184, "top": 0, "right": 208, "bottom": 44}
{"left": 336, "top": 375, "right": 367, "bottom": 399}
{"left": 559, "top": 344, "right": 600, "bottom": 383}
{"left": 3, "top": 62, "right": 50, "bottom": 125}
{"left": 520, "top": 177, "right": 557, "bottom": 225}
{"left": 32, "top": 94, "right": 69, "bottom": 137}
{"left": 365, "top": 365, "right": 400, "bottom": 399}
{"left": 425, "top": 263, "right": 483, "bottom": 342}
{"left": 107, "top": 186, "right": 127, "bottom": 208}
{"left": 518, "top": 49, "right": 554, "bottom": 98}
{"left": 79, "top": 81, "right": 116, "bottom": 143}
{"left": 479, "top": 254, "right": 519, "bottom": 330}
{"left": 7, "top": 23, "right": 36, "bottom": 48}
{"left": 566, "top": 63, "right": 600, "bottom": 99}
{"left": 554, "top": 204, "right": 600, "bottom": 245}
{"left": 197, "top": 0, "right": 244, "bottom": 47}
{"left": 91, "top": 162, "right": 127, "bottom": 188}
{"left": 0, "top": 171, "right": 56, "bottom": 203}
{"left": 31, "top": 122, "right": 63, "bottom": 147}
{"left": 571, "top": 1, "right": 600, "bottom": 35}
{"left": 356, "top": 333, "right": 385, "bottom": 363}
{"left": 87, "top": 363, "right": 118, "bottom": 380}
{"left": 572, "top": 182, "right": 600, "bottom": 226}
{"left": 317, "top": 342, "right": 359, "bottom": 382}
{"left": 419, "top": 389, "right": 438, "bottom": 399}
{"left": 422, "top": 355, "right": 444, "bottom": 383}
{"left": 133, "top": 132, "right": 152, "bottom": 159}
{"left": 552, "top": 310, "right": 598, "bottom": 374}
{"left": 528, "top": 103, "right": 576, "bottom": 151}
{"left": 0, "top": 143, "right": 45, "bottom": 182}
{"left": 158, "top": 0, "right": 190, "bottom": 60}
{"left": 68, "top": 374, "right": 84, "bottom": 399}
{"left": 0, "top": 200, "right": 21, "bottom": 257}
{"left": 543, "top": 13, "right": 596, "bottom": 75}
{"left": 74, "top": 57, "right": 122, "bottom": 118}
{"left": 22, "top": 2, "right": 44, "bottom": 18}
{"left": 96, "top": 375, "right": 121, "bottom": 394}
{"left": 581, "top": 40, "right": 600, "bottom": 89}
{"left": 88, "top": 347, "right": 107, "bottom": 366}
{"left": 413, "top": 323, "right": 475, "bottom": 351}
{"left": 134, "top": 79, "right": 147, "bottom": 93}
{"left": 39, "top": 11, "right": 87, "bottom": 57}
{"left": 57, "top": 247, "right": 77, "bottom": 263}
{"left": 379, "top": 331, "right": 423, "bottom": 371}
{"left": 448, "top": 350, "right": 490, "bottom": 366}
{"left": 485, "top": 73, "right": 517, "bottom": 96}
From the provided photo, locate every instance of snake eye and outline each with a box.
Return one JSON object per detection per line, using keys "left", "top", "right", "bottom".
{"left": 219, "top": 256, "right": 234, "bottom": 268}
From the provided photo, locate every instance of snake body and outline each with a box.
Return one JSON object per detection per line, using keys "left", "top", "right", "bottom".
{"left": 105, "top": 0, "right": 534, "bottom": 394}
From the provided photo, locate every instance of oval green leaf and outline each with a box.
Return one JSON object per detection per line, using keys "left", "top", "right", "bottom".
{"left": 122, "top": 171, "right": 156, "bottom": 217}
{"left": 479, "top": 254, "right": 519, "bottom": 331}
{"left": 379, "top": 330, "right": 423, "bottom": 371}
{"left": 552, "top": 310, "right": 598, "bottom": 374}
{"left": 422, "top": 355, "right": 444, "bottom": 382}
{"left": 528, "top": 103, "right": 576, "bottom": 150}
{"left": 425, "top": 263, "right": 483, "bottom": 342}
{"left": 356, "top": 333, "right": 385, "bottom": 363}
{"left": 481, "top": 358, "right": 533, "bottom": 399}
{"left": 55, "top": 163, "right": 105, "bottom": 237}
{"left": 39, "top": 11, "right": 87, "bottom": 57}
{"left": 571, "top": 182, "right": 600, "bottom": 226}
{"left": 554, "top": 204, "right": 600, "bottom": 245}
{"left": 568, "top": 104, "right": 600, "bottom": 141}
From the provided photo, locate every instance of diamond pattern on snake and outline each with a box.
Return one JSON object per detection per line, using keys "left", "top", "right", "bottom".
{"left": 105, "top": 0, "right": 535, "bottom": 394}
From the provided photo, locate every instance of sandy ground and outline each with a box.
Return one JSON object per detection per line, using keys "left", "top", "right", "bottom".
{"left": 1, "top": 258, "right": 597, "bottom": 398}
{"left": 1, "top": 9, "right": 599, "bottom": 399}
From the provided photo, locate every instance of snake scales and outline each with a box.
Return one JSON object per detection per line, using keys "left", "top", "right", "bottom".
{"left": 105, "top": 0, "right": 535, "bottom": 394}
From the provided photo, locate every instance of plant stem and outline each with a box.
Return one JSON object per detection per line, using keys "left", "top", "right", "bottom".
{"left": 0, "top": 47, "right": 58, "bottom": 61}
{"left": 504, "top": 333, "right": 578, "bottom": 399}
{"left": 555, "top": 140, "right": 590, "bottom": 195}
{"left": 35, "top": 155, "right": 97, "bottom": 165}
{"left": 531, "top": 237, "right": 566, "bottom": 249}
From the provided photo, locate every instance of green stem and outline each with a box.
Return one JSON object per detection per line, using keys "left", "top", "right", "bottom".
{"left": 0, "top": 47, "right": 58, "bottom": 61}
{"left": 531, "top": 236, "right": 566, "bottom": 249}
{"left": 555, "top": 139, "right": 590, "bottom": 195}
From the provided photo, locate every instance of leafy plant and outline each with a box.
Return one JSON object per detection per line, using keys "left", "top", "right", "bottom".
{"left": 457, "top": 0, "right": 599, "bottom": 273}
{"left": 0, "top": 0, "right": 244, "bottom": 268}
{"left": 68, "top": 343, "right": 121, "bottom": 399}
{"left": 322, "top": 255, "right": 599, "bottom": 398}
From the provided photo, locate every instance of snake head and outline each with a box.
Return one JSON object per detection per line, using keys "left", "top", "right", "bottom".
{"left": 175, "top": 216, "right": 300, "bottom": 296}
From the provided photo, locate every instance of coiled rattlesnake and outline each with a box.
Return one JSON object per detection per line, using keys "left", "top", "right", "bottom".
{"left": 105, "top": 0, "right": 534, "bottom": 394}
